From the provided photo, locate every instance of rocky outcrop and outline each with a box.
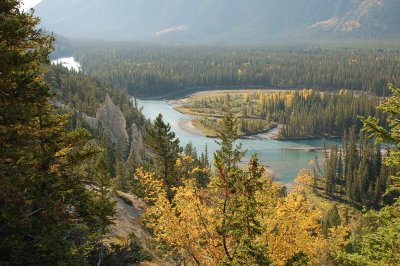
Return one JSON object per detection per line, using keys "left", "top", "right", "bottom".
{"left": 81, "top": 113, "right": 99, "bottom": 129}
{"left": 127, "top": 124, "right": 144, "bottom": 164}
{"left": 81, "top": 95, "right": 144, "bottom": 163}
{"left": 96, "top": 94, "right": 129, "bottom": 147}
{"left": 310, "top": 0, "right": 385, "bottom": 32}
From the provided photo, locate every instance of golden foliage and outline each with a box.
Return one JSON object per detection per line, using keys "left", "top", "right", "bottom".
{"left": 144, "top": 180, "right": 224, "bottom": 265}
{"left": 134, "top": 167, "right": 165, "bottom": 204}
{"left": 259, "top": 170, "right": 350, "bottom": 265}
{"left": 176, "top": 155, "right": 210, "bottom": 180}
{"left": 137, "top": 168, "right": 349, "bottom": 265}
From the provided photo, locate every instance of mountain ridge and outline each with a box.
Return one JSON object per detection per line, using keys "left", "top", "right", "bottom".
{"left": 34, "top": 0, "right": 400, "bottom": 42}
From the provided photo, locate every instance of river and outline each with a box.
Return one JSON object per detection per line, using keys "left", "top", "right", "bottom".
{"left": 137, "top": 99, "right": 340, "bottom": 184}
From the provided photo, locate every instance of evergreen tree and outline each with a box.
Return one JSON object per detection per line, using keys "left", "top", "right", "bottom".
{"left": 183, "top": 141, "right": 197, "bottom": 159}
{"left": 230, "top": 155, "right": 270, "bottom": 265}
{"left": 324, "top": 145, "right": 338, "bottom": 197}
{"left": 0, "top": 2, "right": 114, "bottom": 264}
{"left": 182, "top": 142, "right": 210, "bottom": 187}
{"left": 337, "top": 148, "right": 344, "bottom": 188}
{"left": 337, "top": 84, "right": 400, "bottom": 264}
{"left": 361, "top": 84, "right": 400, "bottom": 197}
{"left": 213, "top": 105, "right": 269, "bottom": 265}
{"left": 144, "top": 114, "right": 181, "bottom": 200}
{"left": 100, "top": 129, "right": 116, "bottom": 177}
{"left": 322, "top": 128, "right": 390, "bottom": 209}
{"left": 199, "top": 143, "right": 210, "bottom": 168}
{"left": 346, "top": 127, "right": 358, "bottom": 202}
{"left": 114, "top": 149, "right": 129, "bottom": 192}
{"left": 322, "top": 204, "right": 341, "bottom": 238}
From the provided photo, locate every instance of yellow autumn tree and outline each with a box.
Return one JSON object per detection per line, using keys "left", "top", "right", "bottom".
{"left": 259, "top": 170, "right": 349, "bottom": 265}
{"left": 136, "top": 167, "right": 349, "bottom": 265}
{"left": 136, "top": 167, "right": 222, "bottom": 265}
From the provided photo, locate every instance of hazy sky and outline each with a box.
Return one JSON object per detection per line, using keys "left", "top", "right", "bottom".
{"left": 21, "top": 0, "right": 42, "bottom": 11}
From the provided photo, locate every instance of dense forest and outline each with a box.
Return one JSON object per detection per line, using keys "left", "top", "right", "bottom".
{"left": 176, "top": 89, "right": 386, "bottom": 138}
{"left": 0, "top": 2, "right": 119, "bottom": 263}
{"left": 1, "top": 1, "right": 400, "bottom": 265}
{"left": 69, "top": 41, "right": 400, "bottom": 97}
{"left": 44, "top": 65, "right": 145, "bottom": 139}
{"left": 318, "top": 128, "right": 399, "bottom": 209}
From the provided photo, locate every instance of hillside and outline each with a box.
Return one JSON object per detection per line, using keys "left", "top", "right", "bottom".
{"left": 34, "top": 0, "right": 400, "bottom": 42}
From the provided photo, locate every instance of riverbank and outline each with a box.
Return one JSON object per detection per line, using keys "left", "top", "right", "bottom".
{"left": 172, "top": 106, "right": 282, "bottom": 140}
{"left": 242, "top": 125, "right": 282, "bottom": 140}
{"left": 168, "top": 94, "right": 284, "bottom": 140}
{"left": 186, "top": 89, "right": 288, "bottom": 98}
{"left": 167, "top": 90, "right": 345, "bottom": 141}
{"left": 178, "top": 118, "right": 203, "bottom": 136}
{"left": 136, "top": 86, "right": 299, "bottom": 100}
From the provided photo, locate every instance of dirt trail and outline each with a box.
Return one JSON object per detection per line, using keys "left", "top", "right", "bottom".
{"left": 110, "top": 192, "right": 153, "bottom": 243}
{"left": 110, "top": 192, "right": 175, "bottom": 265}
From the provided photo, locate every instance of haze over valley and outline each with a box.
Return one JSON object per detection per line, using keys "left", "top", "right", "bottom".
{"left": 34, "top": 0, "right": 400, "bottom": 42}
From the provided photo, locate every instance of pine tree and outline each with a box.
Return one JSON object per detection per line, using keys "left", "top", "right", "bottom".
{"left": 0, "top": 2, "right": 113, "bottom": 264}
{"left": 230, "top": 155, "right": 270, "bottom": 265}
{"left": 200, "top": 143, "right": 210, "bottom": 168}
{"left": 213, "top": 105, "right": 269, "bottom": 265}
{"left": 114, "top": 149, "right": 129, "bottom": 192}
{"left": 337, "top": 84, "right": 400, "bottom": 264}
{"left": 362, "top": 84, "right": 400, "bottom": 195}
{"left": 83, "top": 151, "right": 116, "bottom": 265}
{"left": 213, "top": 106, "right": 243, "bottom": 262}
{"left": 337, "top": 148, "right": 344, "bottom": 189}
{"left": 144, "top": 114, "right": 181, "bottom": 199}
{"left": 322, "top": 204, "right": 341, "bottom": 238}
{"left": 324, "top": 145, "right": 338, "bottom": 197}
{"left": 345, "top": 127, "right": 358, "bottom": 202}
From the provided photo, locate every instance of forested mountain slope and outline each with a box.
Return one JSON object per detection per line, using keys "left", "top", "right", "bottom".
{"left": 34, "top": 0, "right": 400, "bottom": 42}
{"left": 68, "top": 43, "right": 400, "bottom": 97}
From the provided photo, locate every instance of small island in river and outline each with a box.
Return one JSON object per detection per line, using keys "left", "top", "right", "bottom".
{"left": 171, "top": 89, "right": 283, "bottom": 139}
{"left": 170, "top": 88, "right": 380, "bottom": 140}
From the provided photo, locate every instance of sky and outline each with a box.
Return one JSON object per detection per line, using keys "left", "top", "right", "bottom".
{"left": 21, "top": 0, "right": 42, "bottom": 11}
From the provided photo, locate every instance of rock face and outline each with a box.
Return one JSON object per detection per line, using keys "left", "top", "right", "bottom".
{"left": 81, "top": 95, "right": 144, "bottom": 163}
{"left": 127, "top": 124, "right": 144, "bottom": 164}
{"left": 81, "top": 113, "right": 99, "bottom": 129}
{"left": 310, "top": 0, "right": 385, "bottom": 32}
{"left": 96, "top": 94, "right": 129, "bottom": 147}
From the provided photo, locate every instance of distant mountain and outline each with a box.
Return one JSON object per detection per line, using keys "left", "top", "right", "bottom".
{"left": 34, "top": 0, "right": 400, "bottom": 42}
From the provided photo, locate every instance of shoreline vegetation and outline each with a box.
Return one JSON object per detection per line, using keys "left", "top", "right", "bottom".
{"left": 167, "top": 88, "right": 376, "bottom": 140}
{"left": 168, "top": 90, "right": 284, "bottom": 140}
{"left": 170, "top": 89, "right": 282, "bottom": 139}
